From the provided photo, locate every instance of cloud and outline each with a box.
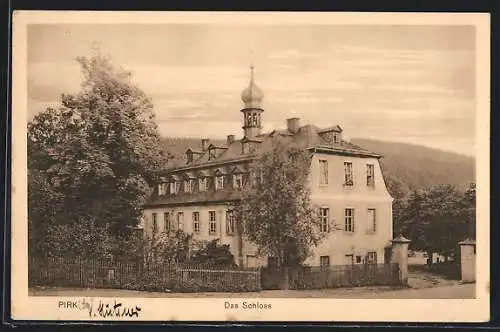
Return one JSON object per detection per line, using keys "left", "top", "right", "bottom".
{"left": 268, "top": 49, "right": 325, "bottom": 60}
{"left": 155, "top": 98, "right": 204, "bottom": 110}
{"left": 158, "top": 120, "right": 243, "bottom": 138}
{"left": 272, "top": 95, "right": 343, "bottom": 104}
{"left": 27, "top": 97, "right": 59, "bottom": 119}
{"left": 129, "top": 64, "right": 247, "bottom": 94}
{"left": 26, "top": 39, "right": 476, "bottom": 157}
{"left": 28, "top": 61, "right": 82, "bottom": 95}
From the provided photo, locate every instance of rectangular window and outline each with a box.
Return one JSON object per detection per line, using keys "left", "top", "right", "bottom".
{"left": 252, "top": 113, "right": 258, "bottom": 126}
{"left": 192, "top": 212, "right": 200, "bottom": 233}
{"left": 233, "top": 174, "right": 243, "bottom": 189}
{"left": 319, "top": 160, "right": 328, "bottom": 185}
{"left": 177, "top": 212, "right": 184, "bottom": 231}
{"left": 226, "top": 210, "right": 235, "bottom": 235}
{"left": 367, "top": 251, "right": 377, "bottom": 264}
{"left": 320, "top": 256, "right": 330, "bottom": 267}
{"left": 319, "top": 208, "right": 329, "bottom": 233}
{"left": 333, "top": 133, "right": 339, "bottom": 144}
{"left": 344, "top": 162, "right": 353, "bottom": 186}
{"left": 366, "top": 164, "right": 375, "bottom": 187}
{"left": 215, "top": 175, "right": 225, "bottom": 190}
{"left": 209, "top": 211, "right": 217, "bottom": 234}
{"left": 345, "top": 254, "right": 354, "bottom": 265}
{"left": 367, "top": 208, "right": 376, "bottom": 233}
{"left": 344, "top": 208, "right": 355, "bottom": 233}
{"left": 152, "top": 213, "right": 158, "bottom": 233}
{"left": 163, "top": 212, "right": 170, "bottom": 233}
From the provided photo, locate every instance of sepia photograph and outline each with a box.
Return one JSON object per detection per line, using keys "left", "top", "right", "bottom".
{"left": 11, "top": 11, "right": 489, "bottom": 322}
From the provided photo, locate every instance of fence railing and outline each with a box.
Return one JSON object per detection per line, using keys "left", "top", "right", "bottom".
{"left": 262, "top": 263, "right": 401, "bottom": 290}
{"left": 29, "top": 256, "right": 401, "bottom": 292}
{"left": 29, "top": 256, "right": 261, "bottom": 293}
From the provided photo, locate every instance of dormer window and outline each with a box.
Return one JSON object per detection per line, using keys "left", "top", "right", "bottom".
{"left": 233, "top": 174, "right": 243, "bottom": 189}
{"left": 170, "top": 181, "right": 180, "bottom": 195}
{"left": 198, "top": 171, "right": 210, "bottom": 192}
{"left": 215, "top": 175, "right": 225, "bottom": 190}
{"left": 184, "top": 179, "right": 194, "bottom": 193}
{"left": 209, "top": 148, "right": 216, "bottom": 160}
{"left": 318, "top": 126, "right": 343, "bottom": 145}
{"left": 186, "top": 151, "right": 193, "bottom": 164}
{"left": 199, "top": 177, "right": 208, "bottom": 192}
{"left": 157, "top": 183, "right": 167, "bottom": 196}
{"left": 333, "top": 133, "right": 339, "bottom": 144}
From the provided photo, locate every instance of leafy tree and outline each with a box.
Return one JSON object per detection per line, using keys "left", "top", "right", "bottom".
{"left": 461, "top": 182, "right": 476, "bottom": 239}
{"left": 43, "top": 216, "right": 114, "bottom": 259}
{"left": 234, "top": 139, "right": 323, "bottom": 267}
{"left": 28, "top": 50, "right": 169, "bottom": 257}
{"left": 28, "top": 169, "right": 65, "bottom": 258}
{"left": 188, "top": 239, "right": 236, "bottom": 266}
{"left": 398, "top": 184, "right": 475, "bottom": 260}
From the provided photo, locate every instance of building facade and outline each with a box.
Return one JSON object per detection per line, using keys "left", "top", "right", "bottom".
{"left": 142, "top": 66, "right": 394, "bottom": 267}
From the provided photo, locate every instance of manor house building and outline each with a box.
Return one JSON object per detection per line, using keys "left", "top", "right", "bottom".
{"left": 142, "top": 66, "right": 394, "bottom": 268}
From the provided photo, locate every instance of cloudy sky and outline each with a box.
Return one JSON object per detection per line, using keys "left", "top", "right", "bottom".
{"left": 27, "top": 23, "right": 476, "bottom": 156}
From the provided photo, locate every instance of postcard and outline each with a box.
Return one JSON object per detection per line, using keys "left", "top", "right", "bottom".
{"left": 11, "top": 11, "right": 490, "bottom": 322}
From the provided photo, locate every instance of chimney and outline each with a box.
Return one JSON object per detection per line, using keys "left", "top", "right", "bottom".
{"left": 201, "top": 138, "right": 209, "bottom": 151}
{"left": 286, "top": 117, "right": 300, "bottom": 134}
{"left": 227, "top": 134, "right": 235, "bottom": 145}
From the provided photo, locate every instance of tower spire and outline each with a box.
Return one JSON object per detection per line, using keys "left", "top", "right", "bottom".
{"left": 241, "top": 49, "right": 264, "bottom": 139}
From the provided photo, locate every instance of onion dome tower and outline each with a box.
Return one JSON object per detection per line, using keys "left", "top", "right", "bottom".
{"left": 240, "top": 64, "right": 264, "bottom": 139}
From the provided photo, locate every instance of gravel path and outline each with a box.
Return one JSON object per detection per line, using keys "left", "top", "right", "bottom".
{"left": 29, "top": 283, "right": 475, "bottom": 299}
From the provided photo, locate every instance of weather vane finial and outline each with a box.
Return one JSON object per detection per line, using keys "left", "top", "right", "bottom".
{"left": 249, "top": 48, "right": 255, "bottom": 82}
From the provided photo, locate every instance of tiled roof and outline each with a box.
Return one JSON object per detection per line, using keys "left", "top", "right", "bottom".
{"left": 147, "top": 124, "right": 381, "bottom": 208}
{"left": 163, "top": 124, "right": 380, "bottom": 172}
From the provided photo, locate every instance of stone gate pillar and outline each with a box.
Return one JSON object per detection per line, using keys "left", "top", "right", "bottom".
{"left": 458, "top": 239, "right": 476, "bottom": 283}
{"left": 391, "top": 235, "right": 411, "bottom": 285}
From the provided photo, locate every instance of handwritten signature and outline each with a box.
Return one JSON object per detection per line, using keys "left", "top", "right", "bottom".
{"left": 76, "top": 299, "right": 142, "bottom": 318}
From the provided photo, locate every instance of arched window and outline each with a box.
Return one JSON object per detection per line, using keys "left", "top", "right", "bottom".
{"left": 252, "top": 113, "right": 258, "bottom": 126}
